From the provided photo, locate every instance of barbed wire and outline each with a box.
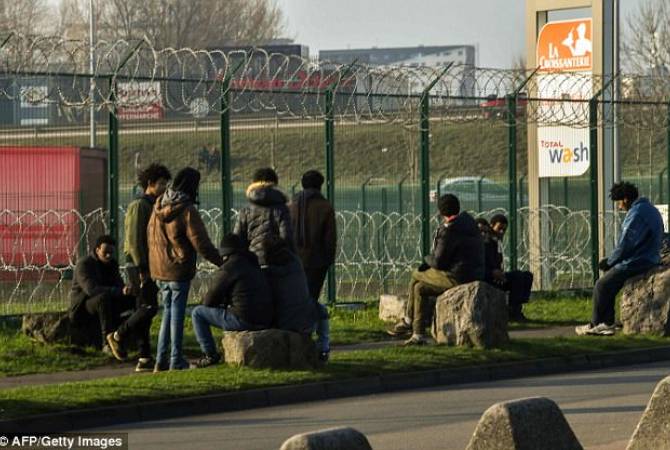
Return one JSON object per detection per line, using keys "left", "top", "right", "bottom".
{"left": 0, "top": 205, "right": 619, "bottom": 314}
{"left": 2, "top": 32, "right": 670, "bottom": 127}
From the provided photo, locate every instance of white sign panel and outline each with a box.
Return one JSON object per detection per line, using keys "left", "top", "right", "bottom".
{"left": 536, "top": 19, "right": 593, "bottom": 178}
{"left": 117, "top": 81, "right": 163, "bottom": 120}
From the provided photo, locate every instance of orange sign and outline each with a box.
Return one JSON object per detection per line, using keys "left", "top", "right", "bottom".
{"left": 537, "top": 19, "right": 592, "bottom": 72}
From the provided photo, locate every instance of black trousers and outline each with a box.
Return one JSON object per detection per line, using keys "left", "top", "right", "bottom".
{"left": 501, "top": 270, "right": 534, "bottom": 310}
{"left": 304, "top": 266, "right": 329, "bottom": 302}
{"left": 82, "top": 291, "right": 135, "bottom": 342}
{"left": 592, "top": 266, "right": 649, "bottom": 326}
{"left": 117, "top": 280, "right": 158, "bottom": 358}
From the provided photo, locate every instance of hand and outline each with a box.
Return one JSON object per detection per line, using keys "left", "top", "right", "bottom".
{"left": 417, "top": 262, "right": 430, "bottom": 272}
{"left": 598, "top": 258, "right": 611, "bottom": 272}
{"left": 122, "top": 285, "right": 133, "bottom": 296}
{"left": 139, "top": 271, "right": 148, "bottom": 284}
{"left": 492, "top": 269, "right": 506, "bottom": 284}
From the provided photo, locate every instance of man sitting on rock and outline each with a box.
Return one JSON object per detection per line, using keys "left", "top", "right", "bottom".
{"left": 191, "top": 234, "right": 273, "bottom": 368}
{"left": 388, "top": 194, "right": 485, "bottom": 345}
{"left": 263, "top": 237, "right": 328, "bottom": 359}
{"left": 477, "top": 215, "right": 534, "bottom": 322}
{"left": 69, "top": 235, "right": 147, "bottom": 360}
{"left": 576, "top": 182, "right": 663, "bottom": 336}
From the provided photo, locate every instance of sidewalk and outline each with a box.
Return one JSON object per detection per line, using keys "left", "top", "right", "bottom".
{"left": 0, "top": 325, "right": 577, "bottom": 390}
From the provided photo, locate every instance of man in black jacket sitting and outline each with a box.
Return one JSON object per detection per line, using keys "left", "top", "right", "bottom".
{"left": 477, "top": 215, "right": 534, "bottom": 321}
{"left": 388, "top": 194, "right": 485, "bottom": 345}
{"left": 190, "top": 234, "right": 273, "bottom": 368}
{"left": 69, "top": 235, "right": 151, "bottom": 361}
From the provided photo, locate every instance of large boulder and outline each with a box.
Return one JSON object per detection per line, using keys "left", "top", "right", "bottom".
{"left": 279, "top": 427, "right": 372, "bottom": 450}
{"left": 466, "top": 397, "right": 583, "bottom": 450}
{"left": 378, "top": 294, "right": 406, "bottom": 322}
{"left": 22, "top": 312, "right": 102, "bottom": 348}
{"left": 627, "top": 375, "right": 670, "bottom": 450}
{"left": 222, "top": 329, "right": 318, "bottom": 370}
{"left": 621, "top": 265, "right": 670, "bottom": 336}
{"left": 432, "top": 281, "right": 508, "bottom": 348}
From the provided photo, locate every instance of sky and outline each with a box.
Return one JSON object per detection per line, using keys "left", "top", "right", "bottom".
{"left": 274, "top": 0, "right": 643, "bottom": 68}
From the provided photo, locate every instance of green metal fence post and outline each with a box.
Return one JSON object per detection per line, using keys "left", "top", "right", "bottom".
{"left": 380, "top": 187, "right": 388, "bottom": 293}
{"left": 475, "top": 176, "right": 484, "bottom": 212}
{"left": 419, "top": 92, "right": 431, "bottom": 257}
{"left": 220, "top": 76, "right": 232, "bottom": 234}
{"left": 589, "top": 98, "right": 599, "bottom": 283}
{"left": 657, "top": 168, "right": 666, "bottom": 204}
{"left": 667, "top": 103, "right": 670, "bottom": 228}
{"left": 108, "top": 76, "right": 119, "bottom": 252}
{"left": 325, "top": 88, "right": 336, "bottom": 304}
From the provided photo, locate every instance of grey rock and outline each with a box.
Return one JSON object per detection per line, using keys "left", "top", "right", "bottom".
{"left": 621, "top": 265, "right": 670, "bottom": 336}
{"left": 222, "top": 329, "right": 317, "bottom": 370}
{"left": 431, "top": 281, "right": 508, "bottom": 348}
{"left": 627, "top": 375, "right": 670, "bottom": 450}
{"left": 22, "top": 312, "right": 102, "bottom": 348}
{"left": 466, "top": 397, "right": 583, "bottom": 450}
{"left": 378, "top": 294, "right": 406, "bottom": 322}
{"left": 279, "top": 427, "right": 372, "bottom": 450}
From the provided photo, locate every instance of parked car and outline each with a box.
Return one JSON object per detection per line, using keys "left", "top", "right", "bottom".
{"left": 480, "top": 92, "right": 528, "bottom": 119}
{"left": 435, "top": 176, "right": 509, "bottom": 211}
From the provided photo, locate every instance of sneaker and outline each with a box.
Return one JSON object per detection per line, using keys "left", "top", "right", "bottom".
{"left": 509, "top": 311, "right": 529, "bottom": 323}
{"left": 318, "top": 351, "right": 330, "bottom": 363}
{"left": 403, "top": 334, "right": 429, "bottom": 346}
{"left": 387, "top": 319, "right": 412, "bottom": 337}
{"left": 135, "top": 357, "right": 155, "bottom": 373}
{"left": 102, "top": 344, "right": 113, "bottom": 357}
{"left": 575, "top": 323, "right": 615, "bottom": 336}
{"left": 153, "top": 361, "right": 169, "bottom": 373}
{"left": 193, "top": 353, "right": 221, "bottom": 369}
{"left": 170, "top": 359, "right": 192, "bottom": 371}
{"left": 105, "top": 332, "right": 127, "bottom": 361}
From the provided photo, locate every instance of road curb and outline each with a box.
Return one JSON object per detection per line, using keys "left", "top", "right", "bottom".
{"left": 2, "top": 345, "right": 670, "bottom": 433}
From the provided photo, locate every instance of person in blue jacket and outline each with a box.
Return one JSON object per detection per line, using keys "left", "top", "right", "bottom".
{"left": 576, "top": 182, "right": 663, "bottom": 336}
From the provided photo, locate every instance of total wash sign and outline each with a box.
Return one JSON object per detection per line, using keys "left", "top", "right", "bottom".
{"left": 536, "top": 18, "right": 593, "bottom": 178}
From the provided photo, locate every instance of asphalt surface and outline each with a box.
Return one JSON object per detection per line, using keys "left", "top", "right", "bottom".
{"left": 92, "top": 360, "right": 670, "bottom": 450}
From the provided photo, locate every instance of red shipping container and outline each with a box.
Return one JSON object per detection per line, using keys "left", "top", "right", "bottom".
{"left": 0, "top": 146, "right": 107, "bottom": 268}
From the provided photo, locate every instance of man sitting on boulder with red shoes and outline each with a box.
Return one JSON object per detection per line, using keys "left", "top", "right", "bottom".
{"left": 576, "top": 182, "right": 663, "bottom": 336}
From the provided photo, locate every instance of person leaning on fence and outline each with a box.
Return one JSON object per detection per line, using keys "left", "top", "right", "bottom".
{"left": 148, "top": 167, "right": 223, "bottom": 371}
{"left": 288, "top": 169, "right": 335, "bottom": 360}
{"left": 576, "top": 182, "right": 663, "bottom": 336}
{"left": 120, "top": 163, "right": 171, "bottom": 372}
{"left": 68, "top": 235, "right": 150, "bottom": 361}
{"left": 478, "top": 214, "right": 534, "bottom": 322}
{"left": 233, "top": 167, "right": 295, "bottom": 266}
{"left": 388, "top": 194, "right": 485, "bottom": 345}
{"left": 263, "top": 236, "right": 330, "bottom": 361}
{"left": 190, "top": 234, "right": 273, "bottom": 368}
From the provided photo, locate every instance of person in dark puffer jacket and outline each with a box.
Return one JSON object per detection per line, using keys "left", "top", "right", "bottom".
{"left": 190, "top": 234, "right": 273, "bottom": 368}
{"left": 233, "top": 168, "right": 294, "bottom": 266}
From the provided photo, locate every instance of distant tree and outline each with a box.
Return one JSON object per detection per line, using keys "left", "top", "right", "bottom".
{"left": 58, "top": 0, "right": 286, "bottom": 50}
{"left": 622, "top": 0, "right": 670, "bottom": 75}
{"left": 0, "top": 0, "right": 50, "bottom": 36}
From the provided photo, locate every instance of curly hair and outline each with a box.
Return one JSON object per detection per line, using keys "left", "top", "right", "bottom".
{"left": 138, "top": 163, "right": 172, "bottom": 190}
{"left": 609, "top": 182, "right": 639, "bottom": 202}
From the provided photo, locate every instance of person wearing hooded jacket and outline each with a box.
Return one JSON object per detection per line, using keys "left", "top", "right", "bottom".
{"left": 148, "top": 167, "right": 223, "bottom": 371}
{"left": 388, "top": 194, "right": 485, "bottom": 345}
{"left": 190, "top": 234, "right": 273, "bottom": 368}
{"left": 233, "top": 167, "right": 294, "bottom": 266}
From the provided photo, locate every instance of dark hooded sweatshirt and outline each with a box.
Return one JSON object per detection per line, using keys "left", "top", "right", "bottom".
{"left": 234, "top": 182, "right": 295, "bottom": 266}
{"left": 425, "top": 211, "right": 485, "bottom": 284}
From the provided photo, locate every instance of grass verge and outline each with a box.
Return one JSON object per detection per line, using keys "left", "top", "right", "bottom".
{"left": 0, "top": 334, "right": 667, "bottom": 420}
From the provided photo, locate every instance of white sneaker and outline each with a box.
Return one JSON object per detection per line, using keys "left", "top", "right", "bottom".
{"left": 575, "top": 323, "right": 615, "bottom": 336}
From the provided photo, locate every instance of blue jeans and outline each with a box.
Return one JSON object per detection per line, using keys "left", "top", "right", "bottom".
{"left": 191, "top": 305, "right": 253, "bottom": 356}
{"left": 315, "top": 303, "right": 330, "bottom": 353}
{"left": 156, "top": 280, "right": 190, "bottom": 369}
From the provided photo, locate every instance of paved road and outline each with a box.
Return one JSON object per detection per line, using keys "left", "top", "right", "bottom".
{"left": 93, "top": 360, "right": 670, "bottom": 450}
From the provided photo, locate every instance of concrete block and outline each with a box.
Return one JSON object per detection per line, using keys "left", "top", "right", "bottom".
{"left": 627, "top": 375, "right": 670, "bottom": 450}
{"left": 280, "top": 426, "right": 372, "bottom": 450}
{"left": 378, "top": 294, "right": 406, "bottom": 322}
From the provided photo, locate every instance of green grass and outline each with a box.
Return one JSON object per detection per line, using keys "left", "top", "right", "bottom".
{"left": 0, "top": 334, "right": 667, "bottom": 420}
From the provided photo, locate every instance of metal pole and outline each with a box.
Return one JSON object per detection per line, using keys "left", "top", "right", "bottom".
{"left": 220, "top": 77, "right": 232, "bottom": 234}
{"left": 589, "top": 98, "right": 599, "bottom": 283}
{"left": 89, "top": 0, "right": 96, "bottom": 148}
{"left": 506, "top": 94, "right": 518, "bottom": 270}
{"left": 108, "top": 77, "right": 119, "bottom": 254}
{"left": 380, "top": 187, "right": 388, "bottom": 293}
{"left": 325, "top": 89, "right": 336, "bottom": 304}
{"left": 667, "top": 103, "right": 670, "bottom": 228}
{"left": 420, "top": 93, "right": 431, "bottom": 258}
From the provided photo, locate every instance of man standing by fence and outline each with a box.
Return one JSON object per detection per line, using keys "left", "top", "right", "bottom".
{"left": 121, "top": 163, "right": 171, "bottom": 372}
